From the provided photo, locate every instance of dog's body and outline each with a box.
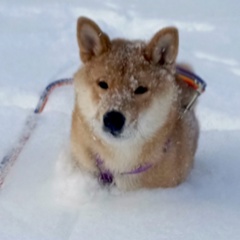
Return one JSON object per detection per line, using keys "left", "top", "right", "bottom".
{"left": 70, "top": 17, "right": 199, "bottom": 190}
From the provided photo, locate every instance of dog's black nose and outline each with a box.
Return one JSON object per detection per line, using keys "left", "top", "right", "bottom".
{"left": 103, "top": 111, "right": 125, "bottom": 136}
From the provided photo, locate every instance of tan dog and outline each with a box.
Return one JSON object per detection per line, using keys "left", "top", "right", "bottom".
{"left": 70, "top": 17, "right": 199, "bottom": 190}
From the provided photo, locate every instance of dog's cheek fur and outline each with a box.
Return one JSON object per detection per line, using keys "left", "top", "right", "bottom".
{"left": 137, "top": 85, "right": 177, "bottom": 139}
{"left": 74, "top": 70, "right": 100, "bottom": 124}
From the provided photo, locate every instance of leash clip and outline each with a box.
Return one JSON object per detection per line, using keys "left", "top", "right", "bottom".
{"left": 180, "top": 85, "right": 203, "bottom": 118}
{"left": 176, "top": 66, "right": 206, "bottom": 119}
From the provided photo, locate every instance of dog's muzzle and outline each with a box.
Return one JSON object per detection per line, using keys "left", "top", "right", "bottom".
{"left": 103, "top": 110, "right": 125, "bottom": 137}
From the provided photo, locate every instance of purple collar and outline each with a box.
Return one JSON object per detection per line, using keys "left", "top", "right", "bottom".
{"left": 96, "top": 157, "right": 113, "bottom": 185}
{"left": 96, "top": 156, "right": 153, "bottom": 185}
{"left": 95, "top": 138, "right": 171, "bottom": 185}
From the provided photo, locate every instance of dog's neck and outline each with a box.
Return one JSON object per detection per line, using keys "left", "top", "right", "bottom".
{"left": 95, "top": 138, "right": 172, "bottom": 185}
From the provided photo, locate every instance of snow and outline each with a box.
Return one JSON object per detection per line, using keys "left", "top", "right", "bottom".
{"left": 0, "top": 0, "right": 240, "bottom": 239}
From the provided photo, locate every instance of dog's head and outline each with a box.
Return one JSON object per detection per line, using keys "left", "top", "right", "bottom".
{"left": 74, "top": 17, "right": 179, "bottom": 143}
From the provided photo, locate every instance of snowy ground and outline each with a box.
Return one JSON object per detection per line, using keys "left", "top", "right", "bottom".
{"left": 1, "top": 0, "right": 240, "bottom": 239}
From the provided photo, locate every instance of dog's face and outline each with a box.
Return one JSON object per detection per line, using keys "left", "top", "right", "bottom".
{"left": 74, "top": 17, "right": 179, "bottom": 144}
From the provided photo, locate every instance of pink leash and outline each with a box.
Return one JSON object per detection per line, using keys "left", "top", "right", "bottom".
{"left": 0, "top": 78, "right": 73, "bottom": 188}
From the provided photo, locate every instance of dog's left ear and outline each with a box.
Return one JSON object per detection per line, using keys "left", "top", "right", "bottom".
{"left": 145, "top": 27, "right": 179, "bottom": 65}
{"left": 77, "top": 17, "right": 111, "bottom": 63}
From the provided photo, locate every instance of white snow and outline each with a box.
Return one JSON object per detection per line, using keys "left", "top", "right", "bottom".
{"left": 1, "top": 0, "right": 240, "bottom": 239}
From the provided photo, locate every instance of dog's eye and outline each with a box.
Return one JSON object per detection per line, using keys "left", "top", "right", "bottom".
{"left": 134, "top": 86, "right": 148, "bottom": 95}
{"left": 98, "top": 81, "right": 108, "bottom": 90}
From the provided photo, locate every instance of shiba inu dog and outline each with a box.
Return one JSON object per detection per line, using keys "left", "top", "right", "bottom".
{"left": 70, "top": 17, "right": 199, "bottom": 190}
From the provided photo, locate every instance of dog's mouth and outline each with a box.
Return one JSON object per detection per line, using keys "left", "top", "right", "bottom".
{"left": 102, "top": 110, "right": 126, "bottom": 138}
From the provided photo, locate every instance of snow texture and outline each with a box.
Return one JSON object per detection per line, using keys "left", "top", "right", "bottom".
{"left": 0, "top": 0, "right": 240, "bottom": 239}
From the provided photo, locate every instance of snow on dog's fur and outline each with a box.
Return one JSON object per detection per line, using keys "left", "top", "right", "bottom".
{"left": 68, "top": 17, "right": 199, "bottom": 191}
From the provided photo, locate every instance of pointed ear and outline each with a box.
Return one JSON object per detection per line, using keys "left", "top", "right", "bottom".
{"left": 145, "top": 27, "right": 179, "bottom": 65}
{"left": 77, "top": 17, "right": 111, "bottom": 63}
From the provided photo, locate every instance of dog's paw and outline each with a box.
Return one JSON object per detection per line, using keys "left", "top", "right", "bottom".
{"left": 53, "top": 146, "right": 100, "bottom": 207}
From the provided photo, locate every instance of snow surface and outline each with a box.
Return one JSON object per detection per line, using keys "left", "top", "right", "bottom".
{"left": 1, "top": 0, "right": 240, "bottom": 239}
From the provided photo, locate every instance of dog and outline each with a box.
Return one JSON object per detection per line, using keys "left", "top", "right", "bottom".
{"left": 70, "top": 17, "right": 199, "bottom": 191}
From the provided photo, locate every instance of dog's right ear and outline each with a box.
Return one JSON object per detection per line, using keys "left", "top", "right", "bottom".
{"left": 77, "top": 17, "right": 111, "bottom": 63}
